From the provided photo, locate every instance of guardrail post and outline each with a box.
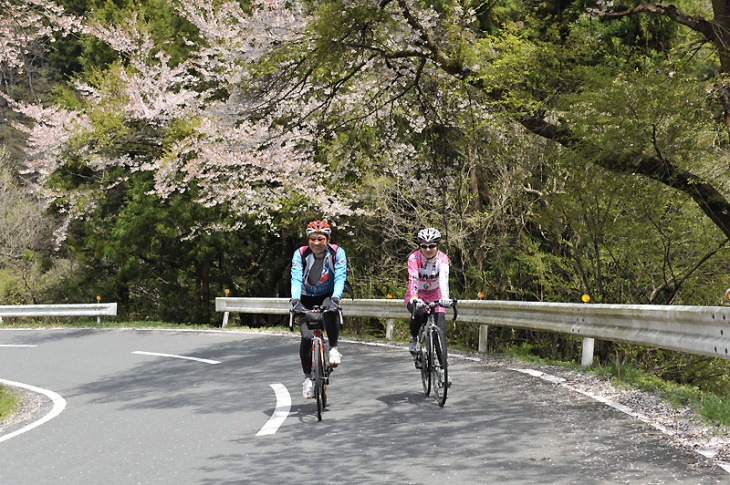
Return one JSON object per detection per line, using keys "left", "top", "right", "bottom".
{"left": 579, "top": 293, "right": 594, "bottom": 367}
{"left": 383, "top": 294, "right": 396, "bottom": 340}
{"left": 385, "top": 319, "right": 394, "bottom": 340}
{"left": 476, "top": 293, "right": 488, "bottom": 352}
{"left": 581, "top": 337, "right": 595, "bottom": 367}
{"left": 221, "top": 288, "right": 231, "bottom": 327}
{"left": 478, "top": 325, "right": 489, "bottom": 353}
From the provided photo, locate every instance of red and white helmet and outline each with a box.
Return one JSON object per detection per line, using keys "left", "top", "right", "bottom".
{"left": 306, "top": 220, "right": 331, "bottom": 236}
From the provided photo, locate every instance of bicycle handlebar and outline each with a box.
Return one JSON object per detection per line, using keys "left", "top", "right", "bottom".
{"left": 288, "top": 305, "right": 341, "bottom": 331}
{"left": 449, "top": 298, "right": 458, "bottom": 321}
{"left": 410, "top": 298, "right": 459, "bottom": 321}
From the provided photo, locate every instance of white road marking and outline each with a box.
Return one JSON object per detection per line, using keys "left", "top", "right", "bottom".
{"left": 0, "top": 345, "right": 37, "bottom": 347}
{"left": 0, "top": 378, "right": 67, "bottom": 443}
{"left": 132, "top": 351, "right": 221, "bottom": 365}
{"left": 256, "top": 383, "right": 291, "bottom": 436}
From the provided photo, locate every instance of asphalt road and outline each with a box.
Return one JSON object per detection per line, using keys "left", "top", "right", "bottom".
{"left": 0, "top": 328, "right": 727, "bottom": 484}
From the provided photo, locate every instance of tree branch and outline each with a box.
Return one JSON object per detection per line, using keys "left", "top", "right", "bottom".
{"left": 589, "top": 3, "right": 717, "bottom": 44}
{"left": 395, "top": 0, "right": 463, "bottom": 76}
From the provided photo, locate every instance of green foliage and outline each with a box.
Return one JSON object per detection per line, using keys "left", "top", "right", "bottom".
{"left": 699, "top": 394, "right": 730, "bottom": 426}
{"left": 664, "top": 386, "right": 703, "bottom": 407}
{"left": 0, "top": 385, "right": 19, "bottom": 423}
{"left": 0, "top": 269, "right": 26, "bottom": 305}
{"left": 55, "top": 173, "right": 288, "bottom": 324}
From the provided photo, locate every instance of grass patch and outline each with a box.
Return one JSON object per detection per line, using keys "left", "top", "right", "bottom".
{"left": 578, "top": 361, "right": 730, "bottom": 427}
{"left": 699, "top": 394, "right": 730, "bottom": 424}
{"left": 0, "top": 385, "right": 19, "bottom": 423}
{"left": 492, "top": 350, "right": 730, "bottom": 428}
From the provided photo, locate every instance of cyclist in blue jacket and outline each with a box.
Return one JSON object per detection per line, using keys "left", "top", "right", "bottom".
{"left": 290, "top": 219, "right": 347, "bottom": 399}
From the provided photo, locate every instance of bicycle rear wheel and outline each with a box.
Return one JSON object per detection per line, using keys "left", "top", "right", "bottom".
{"left": 432, "top": 326, "right": 448, "bottom": 407}
{"left": 313, "top": 339, "right": 325, "bottom": 421}
{"left": 420, "top": 328, "right": 431, "bottom": 396}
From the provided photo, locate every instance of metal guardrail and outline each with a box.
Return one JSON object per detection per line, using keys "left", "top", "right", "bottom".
{"left": 0, "top": 303, "right": 118, "bottom": 323}
{"left": 215, "top": 297, "right": 730, "bottom": 364}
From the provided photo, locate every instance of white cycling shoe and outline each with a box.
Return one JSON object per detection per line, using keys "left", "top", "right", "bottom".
{"left": 329, "top": 347, "right": 342, "bottom": 367}
{"left": 302, "top": 378, "right": 313, "bottom": 399}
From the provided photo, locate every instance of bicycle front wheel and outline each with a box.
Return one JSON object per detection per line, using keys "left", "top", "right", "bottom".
{"left": 420, "top": 329, "right": 431, "bottom": 396}
{"left": 321, "top": 348, "right": 328, "bottom": 409}
{"left": 313, "top": 339, "right": 325, "bottom": 421}
{"left": 432, "top": 326, "right": 448, "bottom": 407}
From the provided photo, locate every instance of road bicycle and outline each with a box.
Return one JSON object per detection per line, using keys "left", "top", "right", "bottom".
{"left": 289, "top": 305, "right": 341, "bottom": 421}
{"left": 411, "top": 299, "right": 458, "bottom": 407}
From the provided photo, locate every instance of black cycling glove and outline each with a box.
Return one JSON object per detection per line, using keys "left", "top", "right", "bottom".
{"left": 290, "top": 298, "right": 305, "bottom": 313}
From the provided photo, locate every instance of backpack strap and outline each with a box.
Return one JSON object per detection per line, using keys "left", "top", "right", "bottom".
{"left": 300, "top": 244, "right": 338, "bottom": 271}
{"left": 299, "top": 244, "right": 353, "bottom": 300}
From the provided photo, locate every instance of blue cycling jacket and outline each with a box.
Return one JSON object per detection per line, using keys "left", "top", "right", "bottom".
{"left": 290, "top": 245, "right": 347, "bottom": 300}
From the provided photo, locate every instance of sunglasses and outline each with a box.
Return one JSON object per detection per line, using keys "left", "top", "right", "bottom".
{"left": 309, "top": 236, "right": 327, "bottom": 243}
{"left": 419, "top": 243, "right": 438, "bottom": 250}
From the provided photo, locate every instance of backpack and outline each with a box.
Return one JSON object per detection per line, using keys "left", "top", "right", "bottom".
{"left": 299, "top": 244, "right": 354, "bottom": 300}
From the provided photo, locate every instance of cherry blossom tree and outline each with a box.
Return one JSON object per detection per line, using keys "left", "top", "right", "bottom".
{"left": 3, "top": 0, "right": 361, "bottom": 241}
{"left": 3, "top": 0, "right": 730, "bottom": 311}
{"left": 0, "top": 0, "right": 82, "bottom": 71}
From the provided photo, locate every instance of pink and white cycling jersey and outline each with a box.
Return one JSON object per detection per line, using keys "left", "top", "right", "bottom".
{"left": 404, "top": 250, "right": 450, "bottom": 313}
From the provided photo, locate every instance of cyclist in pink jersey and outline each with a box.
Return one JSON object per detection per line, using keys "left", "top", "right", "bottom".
{"left": 404, "top": 227, "right": 452, "bottom": 353}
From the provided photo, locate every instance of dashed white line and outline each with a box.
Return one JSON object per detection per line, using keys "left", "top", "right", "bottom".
{"left": 132, "top": 351, "right": 221, "bottom": 365}
{"left": 256, "top": 383, "right": 291, "bottom": 436}
{"left": 0, "top": 378, "right": 66, "bottom": 443}
{"left": 0, "top": 345, "right": 37, "bottom": 348}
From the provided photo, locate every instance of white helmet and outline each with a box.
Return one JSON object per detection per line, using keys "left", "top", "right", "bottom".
{"left": 417, "top": 227, "right": 441, "bottom": 243}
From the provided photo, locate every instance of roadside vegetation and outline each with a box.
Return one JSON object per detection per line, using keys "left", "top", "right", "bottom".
{"left": 0, "top": 385, "right": 19, "bottom": 424}
{"left": 498, "top": 343, "right": 730, "bottom": 428}
{"left": 591, "top": 360, "right": 730, "bottom": 428}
